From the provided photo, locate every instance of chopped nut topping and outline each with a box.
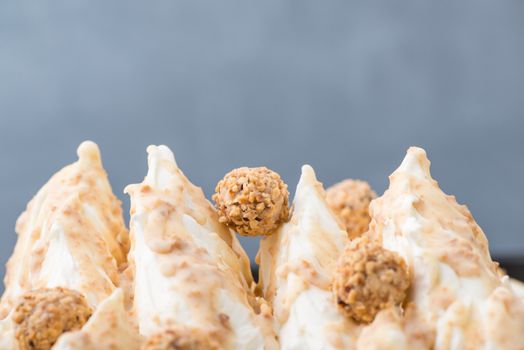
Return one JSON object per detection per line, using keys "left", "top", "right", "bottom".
{"left": 326, "top": 179, "right": 376, "bottom": 239}
{"left": 332, "top": 236, "right": 410, "bottom": 323}
{"left": 142, "top": 326, "right": 219, "bottom": 350}
{"left": 213, "top": 167, "right": 289, "bottom": 236}
{"left": 12, "top": 287, "right": 92, "bottom": 350}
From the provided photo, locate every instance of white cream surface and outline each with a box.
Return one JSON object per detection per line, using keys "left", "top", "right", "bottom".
{"left": 510, "top": 278, "right": 524, "bottom": 299}
{"left": 279, "top": 286, "right": 350, "bottom": 350}
{"left": 130, "top": 217, "right": 192, "bottom": 334}
{"left": 52, "top": 289, "right": 141, "bottom": 350}
{"left": 215, "top": 289, "right": 267, "bottom": 349}
{"left": 0, "top": 312, "right": 18, "bottom": 350}
{"left": 36, "top": 223, "right": 82, "bottom": 298}
{"left": 258, "top": 165, "right": 356, "bottom": 350}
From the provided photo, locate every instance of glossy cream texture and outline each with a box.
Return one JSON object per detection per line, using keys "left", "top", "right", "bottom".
{"left": 126, "top": 145, "right": 277, "bottom": 350}
{"left": 510, "top": 278, "right": 524, "bottom": 299}
{"left": 369, "top": 147, "right": 524, "bottom": 349}
{"left": 0, "top": 141, "right": 129, "bottom": 317}
{"left": 52, "top": 289, "right": 141, "bottom": 350}
{"left": 258, "top": 165, "right": 357, "bottom": 350}
{"left": 0, "top": 313, "right": 18, "bottom": 350}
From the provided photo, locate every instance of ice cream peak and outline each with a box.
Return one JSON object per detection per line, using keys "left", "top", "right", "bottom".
{"left": 258, "top": 165, "right": 358, "bottom": 350}
{"left": 368, "top": 146, "right": 524, "bottom": 348}
{"left": 126, "top": 145, "right": 277, "bottom": 350}
{"left": 369, "top": 147, "right": 500, "bottom": 306}
{"left": 0, "top": 141, "right": 129, "bottom": 318}
{"left": 127, "top": 145, "right": 253, "bottom": 288}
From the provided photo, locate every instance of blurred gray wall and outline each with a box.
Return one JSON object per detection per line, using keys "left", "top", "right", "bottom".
{"left": 1, "top": 1, "right": 523, "bottom": 292}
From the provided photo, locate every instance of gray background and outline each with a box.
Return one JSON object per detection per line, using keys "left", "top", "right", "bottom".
{"left": 1, "top": 1, "right": 523, "bottom": 292}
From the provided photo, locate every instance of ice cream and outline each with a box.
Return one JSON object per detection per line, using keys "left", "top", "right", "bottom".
{"left": 52, "top": 289, "right": 141, "bottom": 350}
{"left": 258, "top": 165, "right": 358, "bottom": 350}
{"left": 0, "top": 141, "right": 130, "bottom": 350}
{"left": 0, "top": 141, "right": 128, "bottom": 318}
{"left": 125, "top": 145, "right": 277, "bottom": 349}
{"left": 1, "top": 140, "right": 523, "bottom": 350}
{"left": 368, "top": 147, "right": 524, "bottom": 349}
